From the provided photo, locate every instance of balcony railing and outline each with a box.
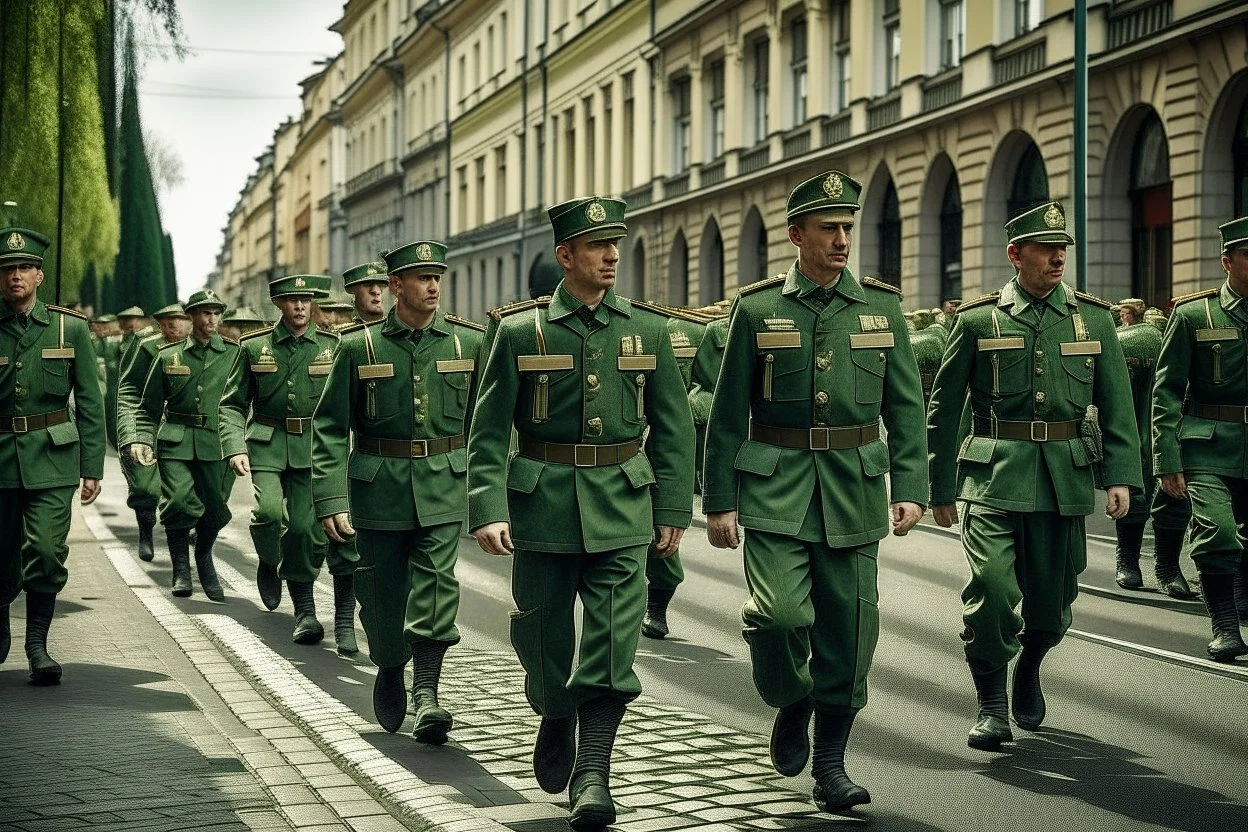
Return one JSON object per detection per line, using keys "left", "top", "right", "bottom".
{"left": 993, "top": 40, "right": 1046, "bottom": 85}
{"left": 701, "top": 158, "right": 727, "bottom": 187}
{"left": 739, "top": 144, "right": 770, "bottom": 174}
{"left": 622, "top": 184, "right": 653, "bottom": 210}
{"left": 782, "top": 128, "right": 811, "bottom": 159}
{"left": 922, "top": 74, "right": 962, "bottom": 112}
{"left": 867, "top": 97, "right": 901, "bottom": 131}
{"left": 822, "top": 113, "right": 851, "bottom": 146}
{"left": 1108, "top": 0, "right": 1173, "bottom": 49}
{"left": 345, "top": 160, "right": 396, "bottom": 199}
{"left": 665, "top": 172, "right": 691, "bottom": 198}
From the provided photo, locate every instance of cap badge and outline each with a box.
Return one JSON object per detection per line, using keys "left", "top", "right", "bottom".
{"left": 586, "top": 202, "right": 607, "bottom": 223}
{"left": 822, "top": 174, "right": 844, "bottom": 199}
{"left": 416, "top": 243, "right": 433, "bottom": 261}
{"left": 294, "top": 277, "right": 306, "bottom": 287}
{"left": 7, "top": 232, "right": 24, "bottom": 251}
{"left": 1044, "top": 205, "right": 1064, "bottom": 229}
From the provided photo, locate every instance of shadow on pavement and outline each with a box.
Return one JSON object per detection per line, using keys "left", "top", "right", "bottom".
{"left": 365, "top": 731, "right": 528, "bottom": 807}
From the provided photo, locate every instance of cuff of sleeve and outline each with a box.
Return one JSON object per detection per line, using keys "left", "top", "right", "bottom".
{"left": 315, "top": 497, "right": 349, "bottom": 519}
{"left": 1153, "top": 450, "right": 1180, "bottom": 476}
{"left": 467, "top": 499, "right": 509, "bottom": 533}
{"left": 653, "top": 508, "right": 692, "bottom": 529}
{"left": 222, "top": 440, "right": 246, "bottom": 459}
{"left": 701, "top": 491, "right": 737, "bottom": 514}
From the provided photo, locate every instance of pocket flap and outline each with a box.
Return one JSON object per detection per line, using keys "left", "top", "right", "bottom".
{"left": 756, "top": 332, "right": 801, "bottom": 349}
{"left": 733, "top": 440, "right": 782, "bottom": 477}
{"left": 308, "top": 363, "right": 332, "bottom": 376}
{"left": 1069, "top": 438, "right": 1090, "bottom": 468}
{"left": 46, "top": 420, "right": 79, "bottom": 447}
{"left": 977, "top": 337, "right": 1025, "bottom": 351}
{"left": 1177, "top": 417, "right": 1216, "bottom": 440}
{"left": 447, "top": 446, "right": 468, "bottom": 474}
{"left": 857, "top": 439, "right": 890, "bottom": 477}
{"left": 618, "top": 355, "right": 657, "bottom": 371}
{"left": 42, "top": 348, "right": 75, "bottom": 359}
{"left": 157, "top": 421, "right": 186, "bottom": 444}
{"left": 347, "top": 452, "right": 384, "bottom": 482}
{"left": 850, "top": 347, "right": 887, "bottom": 377}
{"left": 251, "top": 363, "right": 279, "bottom": 373}
{"left": 957, "top": 435, "right": 996, "bottom": 464}
{"left": 245, "top": 421, "right": 275, "bottom": 444}
{"left": 437, "top": 359, "right": 475, "bottom": 373}
{"left": 358, "top": 363, "right": 395, "bottom": 379}
{"left": 507, "top": 454, "right": 546, "bottom": 493}
{"left": 517, "top": 354, "right": 575, "bottom": 372}
{"left": 620, "top": 452, "right": 656, "bottom": 489}
{"left": 849, "top": 332, "right": 895, "bottom": 349}
{"left": 1060, "top": 341, "right": 1102, "bottom": 356}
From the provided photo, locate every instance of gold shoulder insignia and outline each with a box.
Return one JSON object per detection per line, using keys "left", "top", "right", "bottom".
{"left": 48, "top": 304, "right": 87, "bottom": 320}
{"left": 955, "top": 293, "right": 1001, "bottom": 313}
{"left": 158, "top": 340, "right": 182, "bottom": 351}
{"left": 1170, "top": 287, "right": 1219, "bottom": 306}
{"left": 862, "top": 276, "right": 904, "bottom": 297}
{"left": 1074, "top": 290, "right": 1113, "bottom": 310}
{"left": 239, "top": 326, "right": 274, "bottom": 342}
{"left": 139, "top": 332, "right": 164, "bottom": 345}
{"left": 490, "top": 297, "right": 549, "bottom": 322}
{"left": 316, "top": 327, "right": 341, "bottom": 339}
{"left": 628, "top": 299, "right": 679, "bottom": 319}
{"left": 737, "top": 274, "right": 787, "bottom": 296}
{"left": 336, "top": 322, "right": 368, "bottom": 335}
{"left": 220, "top": 335, "right": 240, "bottom": 346}
{"left": 445, "top": 313, "right": 486, "bottom": 332}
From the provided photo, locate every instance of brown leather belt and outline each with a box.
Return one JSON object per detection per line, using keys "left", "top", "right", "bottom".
{"left": 973, "top": 417, "right": 1079, "bottom": 442}
{"left": 356, "top": 434, "right": 464, "bottom": 458}
{"left": 751, "top": 422, "right": 880, "bottom": 451}
{"left": 0, "top": 409, "right": 70, "bottom": 434}
{"left": 166, "top": 410, "right": 208, "bottom": 428}
{"left": 1189, "top": 403, "right": 1248, "bottom": 423}
{"left": 517, "top": 436, "right": 641, "bottom": 467}
{"left": 254, "top": 414, "right": 313, "bottom": 435}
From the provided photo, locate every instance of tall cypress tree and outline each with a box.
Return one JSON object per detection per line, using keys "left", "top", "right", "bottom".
{"left": 161, "top": 231, "right": 176, "bottom": 304}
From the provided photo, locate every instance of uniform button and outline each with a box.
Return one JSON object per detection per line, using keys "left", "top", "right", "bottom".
{"left": 1035, "top": 391, "right": 1046, "bottom": 403}
{"left": 1035, "top": 367, "right": 1044, "bottom": 376}
{"left": 816, "top": 420, "right": 827, "bottom": 427}
{"left": 414, "top": 415, "right": 425, "bottom": 425}
{"left": 815, "top": 391, "right": 829, "bottom": 404}
{"left": 286, "top": 380, "right": 293, "bottom": 387}
{"left": 14, "top": 361, "right": 21, "bottom": 369}
{"left": 879, "top": 351, "right": 886, "bottom": 361}
{"left": 288, "top": 393, "right": 295, "bottom": 400}
{"left": 1035, "top": 350, "right": 1044, "bottom": 358}
{"left": 587, "top": 373, "right": 599, "bottom": 386}
{"left": 197, "top": 385, "right": 204, "bottom": 391}
{"left": 414, "top": 375, "right": 422, "bottom": 382}
{"left": 816, "top": 357, "right": 829, "bottom": 371}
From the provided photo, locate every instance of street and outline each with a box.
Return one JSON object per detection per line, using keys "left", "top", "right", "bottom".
{"left": 2, "top": 451, "right": 1246, "bottom": 832}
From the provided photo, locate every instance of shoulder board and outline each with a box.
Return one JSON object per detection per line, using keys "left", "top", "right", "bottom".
{"left": 48, "top": 304, "right": 87, "bottom": 320}
{"left": 158, "top": 341, "right": 182, "bottom": 352}
{"left": 628, "top": 299, "right": 677, "bottom": 319}
{"left": 220, "top": 336, "right": 240, "bottom": 346}
{"left": 490, "top": 297, "right": 550, "bottom": 322}
{"left": 316, "top": 327, "right": 341, "bottom": 339}
{"left": 239, "top": 326, "right": 274, "bottom": 342}
{"left": 139, "top": 332, "right": 164, "bottom": 345}
{"left": 336, "top": 322, "right": 368, "bottom": 335}
{"left": 955, "top": 293, "right": 1000, "bottom": 313}
{"left": 737, "top": 275, "right": 787, "bottom": 296}
{"left": 1170, "top": 287, "right": 1219, "bottom": 306}
{"left": 445, "top": 313, "right": 486, "bottom": 332}
{"left": 1073, "top": 290, "right": 1113, "bottom": 310}
{"left": 861, "top": 276, "right": 903, "bottom": 297}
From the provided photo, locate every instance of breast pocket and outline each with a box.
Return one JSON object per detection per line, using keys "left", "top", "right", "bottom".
{"left": 1060, "top": 351, "right": 1096, "bottom": 408}
{"left": 438, "top": 364, "right": 472, "bottom": 421}
{"left": 362, "top": 378, "right": 403, "bottom": 421}
{"left": 519, "top": 364, "right": 575, "bottom": 424}
{"left": 1193, "top": 334, "right": 1243, "bottom": 386}
{"left": 618, "top": 354, "right": 657, "bottom": 425}
{"left": 849, "top": 345, "right": 889, "bottom": 404}
{"left": 42, "top": 358, "right": 72, "bottom": 398}
{"left": 756, "top": 349, "right": 808, "bottom": 402}
{"left": 976, "top": 341, "right": 1029, "bottom": 397}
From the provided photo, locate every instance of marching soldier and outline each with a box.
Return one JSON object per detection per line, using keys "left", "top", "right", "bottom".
{"left": 0, "top": 226, "right": 105, "bottom": 684}
{"left": 704, "top": 172, "right": 927, "bottom": 812}
{"left": 928, "top": 201, "right": 1141, "bottom": 751}
{"left": 1152, "top": 217, "right": 1248, "bottom": 660}
{"left": 1117, "top": 298, "right": 1146, "bottom": 327}
{"left": 314, "top": 297, "right": 356, "bottom": 330}
{"left": 312, "top": 240, "right": 484, "bottom": 739}
{"left": 94, "top": 313, "right": 123, "bottom": 448}
{"left": 344, "top": 260, "right": 389, "bottom": 324}
{"left": 116, "top": 303, "right": 191, "bottom": 562}
{"left": 131, "top": 290, "right": 240, "bottom": 601}
{"left": 220, "top": 307, "right": 268, "bottom": 342}
{"left": 469, "top": 197, "right": 694, "bottom": 830}
{"left": 220, "top": 275, "right": 359, "bottom": 651}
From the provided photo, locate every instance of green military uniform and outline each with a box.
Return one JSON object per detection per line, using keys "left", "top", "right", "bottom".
{"left": 468, "top": 197, "right": 694, "bottom": 825}
{"left": 0, "top": 226, "right": 105, "bottom": 684}
{"left": 928, "top": 201, "right": 1141, "bottom": 750}
{"left": 703, "top": 172, "right": 926, "bottom": 813}
{"left": 135, "top": 289, "right": 240, "bottom": 600}
{"left": 312, "top": 240, "right": 483, "bottom": 740}
{"left": 221, "top": 275, "right": 358, "bottom": 650}
{"left": 1152, "top": 216, "right": 1248, "bottom": 659}
{"left": 95, "top": 317, "right": 123, "bottom": 450}
{"left": 116, "top": 303, "right": 188, "bottom": 562}
{"left": 343, "top": 260, "right": 390, "bottom": 327}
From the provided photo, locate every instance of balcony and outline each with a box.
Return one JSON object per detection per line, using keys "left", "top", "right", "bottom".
{"left": 665, "top": 172, "right": 691, "bottom": 198}
{"left": 739, "top": 144, "right": 770, "bottom": 175}
{"left": 701, "top": 158, "right": 727, "bottom": 187}
{"left": 993, "top": 40, "right": 1046, "bottom": 86}
{"left": 782, "top": 126, "right": 811, "bottom": 160}
{"left": 922, "top": 72, "right": 962, "bottom": 112}
{"left": 1107, "top": 0, "right": 1173, "bottom": 49}
{"left": 867, "top": 96, "right": 901, "bottom": 131}
{"left": 344, "top": 160, "right": 399, "bottom": 201}
{"left": 822, "top": 113, "right": 851, "bottom": 147}
{"left": 622, "top": 184, "right": 654, "bottom": 210}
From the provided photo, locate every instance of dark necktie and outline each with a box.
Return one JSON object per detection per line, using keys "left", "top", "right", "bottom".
{"left": 575, "top": 305, "right": 601, "bottom": 331}
{"left": 410, "top": 328, "right": 423, "bottom": 345}
{"left": 16, "top": 313, "right": 28, "bottom": 330}
{"left": 810, "top": 287, "right": 836, "bottom": 309}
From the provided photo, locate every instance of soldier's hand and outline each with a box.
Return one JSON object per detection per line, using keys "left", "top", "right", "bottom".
{"left": 1160, "top": 472, "right": 1187, "bottom": 500}
{"left": 80, "top": 478, "right": 101, "bottom": 506}
{"left": 652, "top": 526, "right": 684, "bottom": 558}
{"left": 891, "top": 501, "right": 924, "bottom": 536}
{"left": 1105, "top": 485, "right": 1131, "bottom": 520}
{"left": 229, "top": 454, "right": 251, "bottom": 477}
{"left": 473, "top": 522, "right": 514, "bottom": 556}
{"left": 932, "top": 504, "right": 958, "bottom": 528}
{"left": 707, "top": 511, "right": 740, "bottom": 549}
{"left": 130, "top": 443, "right": 155, "bottom": 466}
{"left": 321, "top": 513, "right": 355, "bottom": 544}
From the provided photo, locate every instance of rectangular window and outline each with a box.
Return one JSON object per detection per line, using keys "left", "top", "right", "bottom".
{"left": 473, "top": 41, "right": 481, "bottom": 89}
{"left": 487, "top": 26, "right": 495, "bottom": 77}
{"left": 584, "top": 96, "right": 596, "bottom": 192}
{"left": 709, "top": 60, "right": 725, "bottom": 158}
{"left": 673, "top": 76, "right": 692, "bottom": 172}
{"left": 501, "top": 11, "right": 509, "bottom": 68}
{"left": 939, "top": 0, "right": 964, "bottom": 71}
{"left": 564, "top": 108, "right": 576, "bottom": 201}
{"left": 475, "top": 157, "right": 485, "bottom": 226}
{"left": 884, "top": 22, "right": 900, "bottom": 91}
{"left": 495, "top": 145, "right": 507, "bottom": 218}
{"left": 602, "top": 84, "right": 613, "bottom": 193}
{"left": 622, "top": 73, "right": 635, "bottom": 187}
{"left": 791, "top": 18, "right": 808, "bottom": 126}
{"left": 753, "top": 38, "right": 770, "bottom": 143}
{"left": 458, "top": 55, "right": 467, "bottom": 106}
{"left": 457, "top": 166, "right": 468, "bottom": 232}
{"left": 1015, "top": 0, "right": 1041, "bottom": 37}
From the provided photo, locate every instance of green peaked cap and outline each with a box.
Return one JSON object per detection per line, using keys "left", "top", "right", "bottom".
{"left": 117, "top": 306, "right": 146, "bottom": 318}
{"left": 0, "top": 226, "right": 51, "bottom": 265}
{"left": 786, "top": 170, "right": 862, "bottom": 222}
{"left": 1218, "top": 217, "right": 1248, "bottom": 253}
{"left": 152, "top": 303, "right": 188, "bottom": 319}
{"left": 1005, "top": 201, "right": 1074, "bottom": 246}
{"left": 93, "top": 314, "right": 117, "bottom": 324}
{"left": 224, "top": 306, "right": 266, "bottom": 324}
{"left": 343, "top": 260, "right": 390, "bottom": 287}
{"left": 269, "top": 273, "right": 331, "bottom": 299}
{"left": 185, "top": 289, "right": 227, "bottom": 312}
{"left": 548, "top": 196, "right": 628, "bottom": 245}
{"left": 384, "top": 241, "right": 448, "bottom": 274}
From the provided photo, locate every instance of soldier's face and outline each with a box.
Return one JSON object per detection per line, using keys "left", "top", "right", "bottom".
{"left": 1118, "top": 307, "right": 1140, "bottom": 326}
{"left": 275, "top": 296, "right": 312, "bottom": 330}
{"left": 158, "top": 317, "right": 186, "bottom": 341}
{"left": 352, "top": 282, "right": 385, "bottom": 318}
{"left": 1008, "top": 242, "right": 1066, "bottom": 297}
{"left": 1223, "top": 250, "right": 1248, "bottom": 290}
{"left": 191, "top": 308, "right": 220, "bottom": 340}
{"left": 557, "top": 238, "right": 619, "bottom": 294}
{"left": 120, "top": 316, "right": 146, "bottom": 334}
{"left": 391, "top": 272, "right": 440, "bottom": 316}
{"left": 789, "top": 215, "right": 853, "bottom": 279}
{"left": 0, "top": 262, "right": 43, "bottom": 304}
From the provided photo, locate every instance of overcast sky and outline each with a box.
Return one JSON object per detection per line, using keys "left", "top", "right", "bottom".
{"left": 140, "top": 0, "right": 344, "bottom": 297}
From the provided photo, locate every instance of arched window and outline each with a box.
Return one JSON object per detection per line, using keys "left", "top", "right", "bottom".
{"left": 668, "top": 232, "right": 688, "bottom": 305}
{"left": 699, "top": 219, "right": 725, "bottom": 304}
{"left": 1234, "top": 98, "right": 1248, "bottom": 217}
{"left": 879, "top": 181, "right": 902, "bottom": 287}
{"left": 738, "top": 207, "right": 769, "bottom": 286}
{"left": 940, "top": 174, "right": 963, "bottom": 302}
{"left": 1008, "top": 143, "right": 1049, "bottom": 219}
{"left": 1131, "top": 113, "right": 1172, "bottom": 308}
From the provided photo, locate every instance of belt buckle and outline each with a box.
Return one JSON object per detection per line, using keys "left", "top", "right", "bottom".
{"left": 286, "top": 417, "right": 304, "bottom": 434}
{"left": 1030, "top": 420, "right": 1048, "bottom": 442}
{"left": 574, "top": 444, "right": 597, "bottom": 467}
{"left": 11, "top": 415, "right": 27, "bottom": 434}
{"left": 411, "top": 439, "right": 428, "bottom": 457}
{"left": 809, "top": 427, "right": 830, "bottom": 451}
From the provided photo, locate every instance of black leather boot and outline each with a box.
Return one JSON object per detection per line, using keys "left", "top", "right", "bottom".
{"left": 256, "top": 562, "right": 282, "bottom": 611}
{"left": 137, "top": 510, "right": 157, "bottom": 562}
{"left": 373, "top": 664, "right": 408, "bottom": 732}
{"left": 332, "top": 573, "right": 358, "bottom": 654}
{"left": 1234, "top": 559, "right": 1248, "bottom": 624}
{"left": 811, "top": 709, "right": 870, "bottom": 812}
{"left": 1, "top": 603, "right": 10, "bottom": 663}
{"left": 168, "top": 527, "right": 193, "bottom": 597}
{"left": 533, "top": 713, "right": 577, "bottom": 793}
{"left": 24, "top": 592, "right": 61, "bottom": 685}
{"left": 1201, "top": 573, "right": 1248, "bottom": 662}
{"left": 194, "top": 524, "right": 225, "bottom": 602}
{"left": 641, "top": 586, "right": 675, "bottom": 639}
{"left": 769, "top": 695, "right": 815, "bottom": 776}
{"left": 410, "top": 638, "right": 452, "bottom": 743}
{"left": 568, "top": 697, "right": 626, "bottom": 831}
{"left": 1012, "top": 633, "right": 1059, "bottom": 730}
{"left": 1153, "top": 527, "right": 1195, "bottom": 599}
{"left": 968, "top": 665, "right": 1012, "bottom": 750}
{"left": 1114, "top": 520, "right": 1145, "bottom": 589}
{"left": 288, "top": 581, "right": 324, "bottom": 645}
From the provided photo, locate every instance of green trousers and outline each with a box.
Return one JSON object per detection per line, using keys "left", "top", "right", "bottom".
{"left": 120, "top": 454, "right": 160, "bottom": 513}
{"left": 157, "top": 457, "right": 234, "bottom": 533}
{"left": 249, "top": 468, "right": 355, "bottom": 582}
{"left": 354, "top": 523, "right": 461, "bottom": 668}
{"left": 1125, "top": 467, "right": 1192, "bottom": 530}
{"left": 959, "top": 504, "right": 1083, "bottom": 673}
{"left": 510, "top": 544, "right": 648, "bottom": 718}
{"left": 741, "top": 529, "right": 879, "bottom": 714}
{"left": 0, "top": 485, "right": 75, "bottom": 604}
{"left": 645, "top": 548, "right": 684, "bottom": 591}
{"left": 1184, "top": 473, "right": 1247, "bottom": 576}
